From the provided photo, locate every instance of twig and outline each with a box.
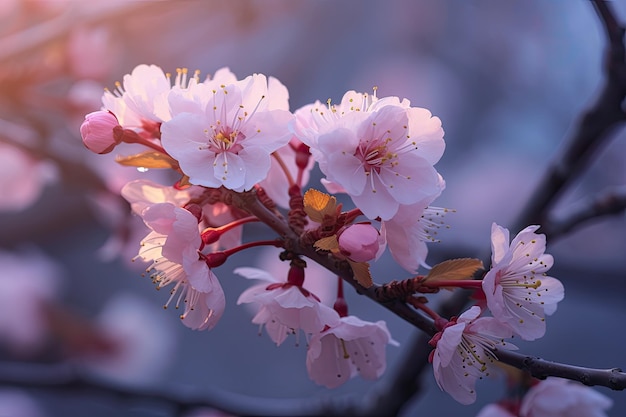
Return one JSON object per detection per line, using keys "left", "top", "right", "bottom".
{"left": 495, "top": 349, "right": 626, "bottom": 390}
{"left": 515, "top": 0, "right": 626, "bottom": 231}
{"left": 546, "top": 186, "right": 626, "bottom": 239}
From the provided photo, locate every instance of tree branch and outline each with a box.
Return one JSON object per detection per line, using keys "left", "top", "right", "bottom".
{"left": 495, "top": 349, "right": 626, "bottom": 390}
{"left": 545, "top": 186, "right": 626, "bottom": 239}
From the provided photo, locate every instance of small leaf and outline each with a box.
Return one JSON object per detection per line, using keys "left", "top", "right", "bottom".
{"left": 314, "top": 235, "right": 339, "bottom": 251}
{"left": 348, "top": 260, "right": 373, "bottom": 288}
{"left": 424, "top": 258, "right": 484, "bottom": 282}
{"left": 303, "top": 188, "right": 337, "bottom": 223}
{"left": 115, "top": 151, "right": 179, "bottom": 170}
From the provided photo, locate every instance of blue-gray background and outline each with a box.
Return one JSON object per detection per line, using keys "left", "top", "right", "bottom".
{"left": 1, "top": 1, "right": 625, "bottom": 416}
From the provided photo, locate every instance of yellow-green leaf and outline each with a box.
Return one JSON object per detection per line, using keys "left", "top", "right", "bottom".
{"left": 303, "top": 188, "right": 337, "bottom": 223}
{"left": 424, "top": 258, "right": 484, "bottom": 282}
{"left": 115, "top": 151, "right": 178, "bottom": 170}
{"left": 314, "top": 235, "right": 339, "bottom": 251}
{"left": 349, "top": 260, "right": 373, "bottom": 288}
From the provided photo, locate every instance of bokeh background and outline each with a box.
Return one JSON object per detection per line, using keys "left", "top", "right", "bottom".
{"left": 0, "top": 0, "right": 625, "bottom": 416}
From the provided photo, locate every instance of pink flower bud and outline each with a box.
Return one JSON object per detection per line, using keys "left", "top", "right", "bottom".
{"left": 338, "top": 223, "right": 381, "bottom": 262}
{"left": 80, "top": 111, "right": 122, "bottom": 154}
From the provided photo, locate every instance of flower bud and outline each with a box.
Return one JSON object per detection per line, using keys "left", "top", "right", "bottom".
{"left": 338, "top": 223, "right": 381, "bottom": 262}
{"left": 80, "top": 110, "right": 122, "bottom": 154}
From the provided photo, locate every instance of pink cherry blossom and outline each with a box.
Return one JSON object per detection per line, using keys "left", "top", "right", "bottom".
{"left": 103, "top": 64, "right": 172, "bottom": 126}
{"left": 0, "top": 142, "right": 57, "bottom": 212}
{"left": 80, "top": 110, "right": 122, "bottom": 154}
{"left": 430, "top": 306, "right": 516, "bottom": 405}
{"left": 235, "top": 267, "right": 340, "bottom": 346}
{"left": 306, "top": 315, "right": 398, "bottom": 388}
{"left": 293, "top": 91, "right": 445, "bottom": 220}
{"left": 160, "top": 70, "right": 293, "bottom": 192}
{"left": 520, "top": 378, "right": 612, "bottom": 417}
{"left": 0, "top": 390, "right": 46, "bottom": 417}
{"left": 136, "top": 203, "right": 225, "bottom": 331}
{"left": 337, "top": 223, "right": 384, "bottom": 263}
{"left": 476, "top": 404, "right": 516, "bottom": 417}
{"left": 482, "top": 223, "right": 564, "bottom": 341}
{"left": 121, "top": 179, "right": 199, "bottom": 216}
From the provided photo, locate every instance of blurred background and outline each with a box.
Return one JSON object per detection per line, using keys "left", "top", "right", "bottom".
{"left": 0, "top": 0, "right": 625, "bottom": 416}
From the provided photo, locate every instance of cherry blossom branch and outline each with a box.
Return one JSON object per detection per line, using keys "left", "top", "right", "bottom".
{"left": 545, "top": 186, "right": 626, "bottom": 239}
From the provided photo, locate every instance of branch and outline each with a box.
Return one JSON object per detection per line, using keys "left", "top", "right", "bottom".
{"left": 368, "top": 1, "right": 626, "bottom": 411}
{"left": 495, "top": 349, "right": 626, "bottom": 390}
{"left": 545, "top": 186, "right": 626, "bottom": 239}
{"left": 515, "top": 0, "right": 626, "bottom": 231}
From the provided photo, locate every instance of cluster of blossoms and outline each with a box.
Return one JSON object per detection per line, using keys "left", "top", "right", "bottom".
{"left": 80, "top": 64, "right": 571, "bottom": 399}
{"left": 428, "top": 223, "right": 565, "bottom": 404}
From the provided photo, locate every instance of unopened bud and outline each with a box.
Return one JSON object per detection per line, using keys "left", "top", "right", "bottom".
{"left": 204, "top": 251, "right": 228, "bottom": 268}
{"left": 201, "top": 228, "right": 221, "bottom": 245}
{"left": 338, "top": 223, "right": 382, "bottom": 262}
{"left": 80, "top": 110, "right": 122, "bottom": 154}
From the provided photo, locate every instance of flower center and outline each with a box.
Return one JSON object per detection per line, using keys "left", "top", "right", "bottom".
{"left": 356, "top": 139, "right": 396, "bottom": 174}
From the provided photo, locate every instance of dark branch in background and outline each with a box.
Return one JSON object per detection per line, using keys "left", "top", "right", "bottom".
{"left": 515, "top": 0, "right": 626, "bottom": 230}
{"left": 545, "top": 186, "right": 626, "bottom": 239}
{"left": 1, "top": 353, "right": 625, "bottom": 417}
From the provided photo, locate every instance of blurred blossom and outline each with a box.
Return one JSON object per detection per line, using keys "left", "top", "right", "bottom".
{"left": 0, "top": 390, "right": 46, "bottom": 417}
{"left": 79, "top": 292, "right": 177, "bottom": 385}
{"left": 67, "top": 25, "right": 117, "bottom": 80}
{"left": 0, "top": 248, "right": 61, "bottom": 354}
{"left": 0, "top": 142, "right": 57, "bottom": 212}
{"left": 68, "top": 79, "right": 108, "bottom": 116}
{"left": 475, "top": 403, "right": 515, "bottom": 417}
{"left": 520, "top": 377, "right": 612, "bottom": 417}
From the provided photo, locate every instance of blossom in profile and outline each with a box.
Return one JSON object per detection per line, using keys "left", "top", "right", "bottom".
{"left": 430, "top": 306, "right": 516, "bottom": 404}
{"left": 520, "top": 378, "right": 612, "bottom": 417}
{"left": 235, "top": 266, "right": 339, "bottom": 346}
{"left": 482, "top": 223, "right": 564, "bottom": 341}
{"left": 293, "top": 90, "right": 445, "bottom": 220}
{"left": 381, "top": 177, "right": 446, "bottom": 273}
{"left": 136, "top": 202, "right": 225, "bottom": 331}
{"left": 161, "top": 69, "right": 293, "bottom": 191}
{"left": 121, "top": 179, "right": 199, "bottom": 216}
{"left": 0, "top": 390, "right": 46, "bottom": 417}
{"left": 306, "top": 315, "right": 397, "bottom": 388}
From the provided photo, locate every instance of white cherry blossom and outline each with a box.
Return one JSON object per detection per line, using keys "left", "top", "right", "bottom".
{"left": 293, "top": 92, "right": 444, "bottom": 220}
{"left": 430, "top": 306, "right": 516, "bottom": 405}
{"left": 482, "top": 223, "right": 564, "bottom": 341}
{"left": 306, "top": 315, "right": 397, "bottom": 388}
{"left": 161, "top": 70, "right": 293, "bottom": 192}
{"left": 235, "top": 267, "right": 339, "bottom": 346}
